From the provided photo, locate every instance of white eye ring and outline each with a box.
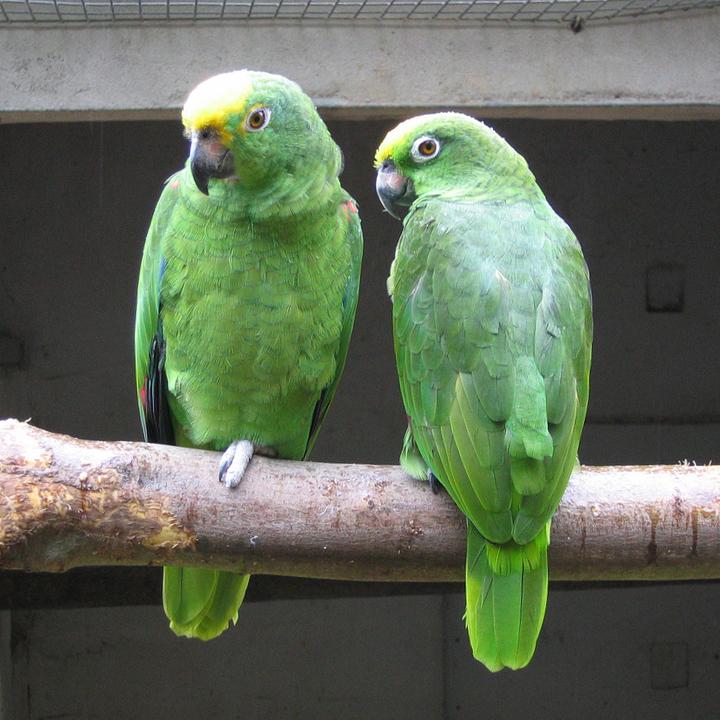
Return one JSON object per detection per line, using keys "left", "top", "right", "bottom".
{"left": 245, "top": 107, "right": 272, "bottom": 132}
{"left": 411, "top": 136, "right": 441, "bottom": 162}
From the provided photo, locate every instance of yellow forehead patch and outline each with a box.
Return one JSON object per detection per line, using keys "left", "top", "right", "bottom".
{"left": 374, "top": 114, "right": 449, "bottom": 167}
{"left": 374, "top": 112, "right": 480, "bottom": 167}
{"left": 181, "top": 71, "right": 253, "bottom": 138}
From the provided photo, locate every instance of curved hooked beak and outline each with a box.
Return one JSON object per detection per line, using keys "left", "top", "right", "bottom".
{"left": 375, "top": 160, "right": 416, "bottom": 220}
{"left": 189, "top": 133, "right": 236, "bottom": 195}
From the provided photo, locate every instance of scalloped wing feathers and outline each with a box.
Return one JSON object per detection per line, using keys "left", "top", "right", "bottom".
{"left": 392, "top": 198, "right": 591, "bottom": 544}
{"left": 391, "top": 194, "right": 591, "bottom": 670}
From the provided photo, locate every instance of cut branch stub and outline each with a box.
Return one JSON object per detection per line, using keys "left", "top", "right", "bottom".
{"left": 0, "top": 419, "right": 719, "bottom": 582}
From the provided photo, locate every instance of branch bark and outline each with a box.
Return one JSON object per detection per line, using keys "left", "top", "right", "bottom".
{"left": 1, "top": 419, "right": 718, "bottom": 582}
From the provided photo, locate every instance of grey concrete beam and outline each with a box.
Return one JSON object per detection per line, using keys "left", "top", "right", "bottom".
{"left": 1, "top": 13, "right": 720, "bottom": 122}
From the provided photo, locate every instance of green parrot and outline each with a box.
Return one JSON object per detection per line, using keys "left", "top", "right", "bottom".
{"left": 375, "top": 113, "right": 592, "bottom": 671}
{"left": 135, "top": 70, "right": 362, "bottom": 640}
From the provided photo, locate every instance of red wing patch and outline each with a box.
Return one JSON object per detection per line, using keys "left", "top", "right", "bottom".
{"left": 341, "top": 199, "right": 358, "bottom": 220}
{"left": 140, "top": 378, "right": 148, "bottom": 409}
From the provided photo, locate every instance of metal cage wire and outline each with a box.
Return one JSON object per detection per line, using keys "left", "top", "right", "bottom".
{"left": 1, "top": 0, "right": 718, "bottom": 23}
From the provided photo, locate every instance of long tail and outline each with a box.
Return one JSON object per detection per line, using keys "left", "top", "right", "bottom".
{"left": 162, "top": 566, "right": 250, "bottom": 640}
{"left": 465, "top": 521, "right": 550, "bottom": 671}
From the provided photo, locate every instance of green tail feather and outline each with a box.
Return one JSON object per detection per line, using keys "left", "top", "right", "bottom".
{"left": 465, "top": 521, "right": 549, "bottom": 671}
{"left": 163, "top": 566, "right": 250, "bottom": 641}
{"left": 400, "top": 426, "right": 430, "bottom": 481}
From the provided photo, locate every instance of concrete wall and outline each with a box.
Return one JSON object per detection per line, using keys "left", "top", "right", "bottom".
{"left": 3, "top": 16, "right": 720, "bottom": 122}
{"left": 7, "top": 585, "right": 720, "bottom": 720}
{"left": 1, "top": 117, "right": 720, "bottom": 717}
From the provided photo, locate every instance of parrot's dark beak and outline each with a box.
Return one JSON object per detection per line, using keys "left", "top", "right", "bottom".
{"left": 189, "top": 133, "right": 236, "bottom": 196}
{"left": 375, "top": 160, "right": 416, "bottom": 220}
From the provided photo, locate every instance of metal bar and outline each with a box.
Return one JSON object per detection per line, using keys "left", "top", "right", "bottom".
{"left": 509, "top": 0, "right": 535, "bottom": 20}
{"left": 429, "top": 0, "right": 455, "bottom": 19}
{"left": 0, "top": 0, "right": 718, "bottom": 24}
{"left": 560, "top": 0, "right": 589, "bottom": 20}
{"left": 350, "top": 0, "right": 372, "bottom": 19}
{"left": 603, "top": 0, "right": 643, "bottom": 19}
{"left": 23, "top": 0, "right": 36, "bottom": 22}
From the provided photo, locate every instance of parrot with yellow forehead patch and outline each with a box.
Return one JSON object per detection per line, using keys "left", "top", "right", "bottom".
{"left": 375, "top": 113, "right": 592, "bottom": 670}
{"left": 135, "top": 70, "right": 362, "bottom": 640}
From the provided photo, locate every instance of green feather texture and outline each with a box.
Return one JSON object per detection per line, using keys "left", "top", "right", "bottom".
{"left": 465, "top": 522, "right": 549, "bottom": 670}
{"left": 163, "top": 567, "right": 250, "bottom": 640}
{"left": 399, "top": 426, "right": 430, "bottom": 481}
{"left": 135, "top": 71, "right": 362, "bottom": 640}
{"left": 378, "top": 113, "right": 592, "bottom": 670}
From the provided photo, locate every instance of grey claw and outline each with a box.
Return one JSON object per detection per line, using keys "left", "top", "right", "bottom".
{"left": 218, "top": 454, "right": 233, "bottom": 482}
{"left": 428, "top": 471, "right": 443, "bottom": 495}
{"left": 219, "top": 440, "right": 254, "bottom": 489}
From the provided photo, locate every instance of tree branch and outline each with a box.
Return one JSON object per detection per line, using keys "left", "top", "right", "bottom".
{"left": 1, "top": 419, "right": 718, "bottom": 582}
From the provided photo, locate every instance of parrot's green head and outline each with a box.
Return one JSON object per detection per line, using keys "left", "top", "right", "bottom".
{"left": 374, "top": 112, "right": 535, "bottom": 219}
{"left": 182, "top": 70, "right": 341, "bottom": 198}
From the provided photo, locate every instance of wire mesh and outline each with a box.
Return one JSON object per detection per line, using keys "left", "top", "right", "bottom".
{"left": 0, "top": 0, "right": 717, "bottom": 22}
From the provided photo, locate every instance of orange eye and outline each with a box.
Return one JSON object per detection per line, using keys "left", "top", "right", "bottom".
{"left": 419, "top": 139, "right": 437, "bottom": 156}
{"left": 411, "top": 135, "right": 441, "bottom": 162}
{"left": 246, "top": 107, "right": 271, "bottom": 132}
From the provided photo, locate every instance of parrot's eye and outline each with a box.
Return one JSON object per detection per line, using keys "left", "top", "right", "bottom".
{"left": 411, "top": 136, "right": 441, "bottom": 162}
{"left": 246, "top": 107, "right": 272, "bottom": 132}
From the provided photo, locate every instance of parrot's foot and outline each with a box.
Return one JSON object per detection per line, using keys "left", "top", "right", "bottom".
{"left": 428, "top": 471, "right": 444, "bottom": 495}
{"left": 219, "top": 440, "right": 254, "bottom": 489}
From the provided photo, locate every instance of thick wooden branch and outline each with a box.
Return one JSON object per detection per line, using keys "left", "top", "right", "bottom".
{"left": 1, "top": 419, "right": 718, "bottom": 582}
